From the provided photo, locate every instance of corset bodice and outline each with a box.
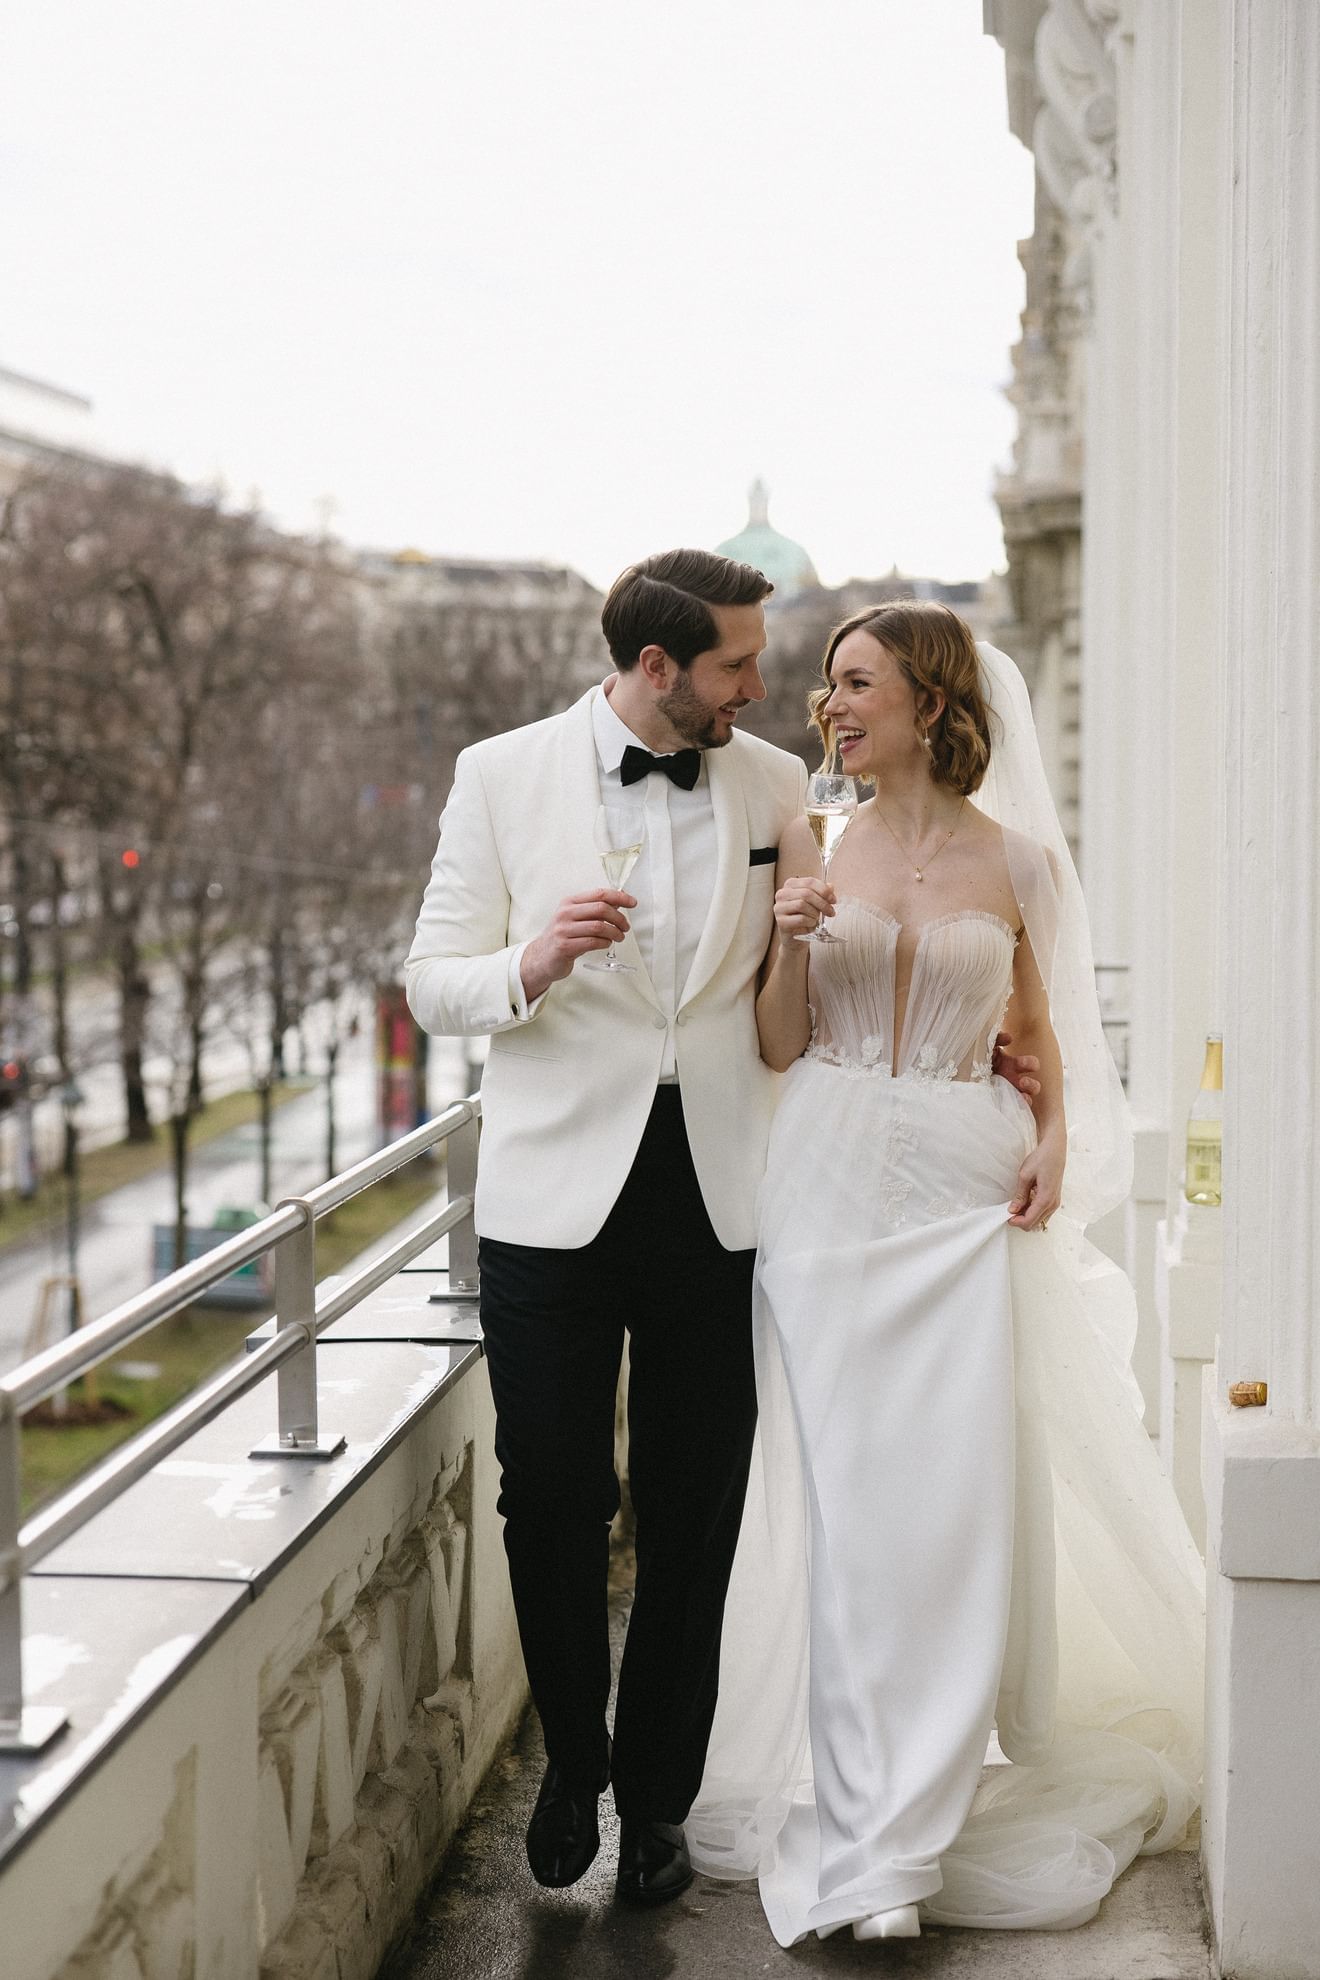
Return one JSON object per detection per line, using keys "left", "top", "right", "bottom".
{"left": 806, "top": 898, "right": 1018, "bottom": 1084}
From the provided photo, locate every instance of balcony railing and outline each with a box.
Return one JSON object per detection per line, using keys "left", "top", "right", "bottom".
{"left": 0, "top": 1096, "right": 481, "bottom": 1755}
{"left": 1094, "top": 961, "right": 1131, "bottom": 1089}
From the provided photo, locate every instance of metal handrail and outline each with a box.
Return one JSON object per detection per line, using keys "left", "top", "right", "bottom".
{"left": 0, "top": 1094, "right": 482, "bottom": 1755}
{"left": 4, "top": 1204, "right": 307, "bottom": 1416}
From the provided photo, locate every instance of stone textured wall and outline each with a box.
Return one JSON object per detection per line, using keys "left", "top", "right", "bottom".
{"left": 56, "top": 1755, "right": 197, "bottom": 1980}
{"left": 17, "top": 1363, "right": 524, "bottom": 1980}
{"left": 256, "top": 1452, "right": 476, "bottom": 1980}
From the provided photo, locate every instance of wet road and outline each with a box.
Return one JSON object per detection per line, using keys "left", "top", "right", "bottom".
{"left": 0, "top": 1030, "right": 475, "bottom": 1372}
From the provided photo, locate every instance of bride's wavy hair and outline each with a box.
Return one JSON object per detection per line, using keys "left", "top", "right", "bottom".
{"left": 807, "top": 599, "right": 995, "bottom": 795}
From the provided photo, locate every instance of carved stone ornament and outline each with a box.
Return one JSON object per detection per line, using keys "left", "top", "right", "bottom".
{"left": 257, "top": 1451, "right": 476, "bottom": 1976}
{"left": 1034, "top": 0, "right": 1118, "bottom": 225}
{"left": 53, "top": 1448, "right": 480, "bottom": 1980}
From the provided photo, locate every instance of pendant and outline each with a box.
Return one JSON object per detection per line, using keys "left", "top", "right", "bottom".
{"left": 914, "top": 870, "right": 924, "bottom": 881}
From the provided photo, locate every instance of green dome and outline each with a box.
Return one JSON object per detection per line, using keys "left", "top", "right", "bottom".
{"left": 717, "top": 479, "right": 819, "bottom": 602}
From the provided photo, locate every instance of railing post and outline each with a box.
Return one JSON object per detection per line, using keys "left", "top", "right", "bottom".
{"left": 428, "top": 1104, "right": 480, "bottom": 1302}
{"left": 0, "top": 1390, "right": 68, "bottom": 1753}
{"left": 249, "top": 1200, "right": 346, "bottom": 1462}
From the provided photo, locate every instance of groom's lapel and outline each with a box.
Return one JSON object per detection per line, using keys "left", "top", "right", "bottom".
{"left": 557, "top": 687, "right": 663, "bottom": 1012}
{"left": 680, "top": 743, "right": 750, "bottom": 1010}
{"left": 557, "top": 688, "right": 606, "bottom": 878}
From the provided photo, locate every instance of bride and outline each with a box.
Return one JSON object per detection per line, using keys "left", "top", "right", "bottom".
{"left": 685, "top": 602, "right": 1205, "bottom": 1946}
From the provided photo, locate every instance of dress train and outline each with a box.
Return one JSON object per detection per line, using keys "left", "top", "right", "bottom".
{"left": 686, "top": 1052, "right": 1204, "bottom": 1945}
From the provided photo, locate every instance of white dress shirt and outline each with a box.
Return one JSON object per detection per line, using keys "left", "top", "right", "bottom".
{"left": 509, "top": 680, "right": 717, "bottom": 1078}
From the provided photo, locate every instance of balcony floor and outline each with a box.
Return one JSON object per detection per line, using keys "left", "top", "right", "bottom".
{"left": 387, "top": 1542, "right": 1212, "bottom": 1980}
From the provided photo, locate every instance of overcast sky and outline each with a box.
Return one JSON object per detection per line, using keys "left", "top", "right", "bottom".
{"left": 1, "top": 1, "right": 1032, "bottom": 590}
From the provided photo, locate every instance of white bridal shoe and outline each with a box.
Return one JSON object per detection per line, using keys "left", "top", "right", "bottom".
{"left": 853, "top": 1905, "right": 922, "bottom": 1941}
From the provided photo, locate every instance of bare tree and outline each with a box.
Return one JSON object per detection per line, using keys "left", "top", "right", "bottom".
{"left": 0, "top": 468, "right": 615, "bottom": 1222}
{"left": 0, "top": 462, "right": 354, "bottom": 1220}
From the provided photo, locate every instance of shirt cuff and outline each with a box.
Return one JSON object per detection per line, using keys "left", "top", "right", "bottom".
{"left": 507, "top": 942, "right": 548, "bottom": 1023}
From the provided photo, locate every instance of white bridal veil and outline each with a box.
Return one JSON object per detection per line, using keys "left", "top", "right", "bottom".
{"left": 685, "top": 642, "right": 1205, "bottom": 1932}
{"left": 975, "top": 640, "right": 1133, "bottom": 1228}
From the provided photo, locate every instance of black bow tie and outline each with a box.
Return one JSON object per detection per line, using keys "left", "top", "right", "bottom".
{"left": 619, "top": 743, "right": 702, "bottom": 792}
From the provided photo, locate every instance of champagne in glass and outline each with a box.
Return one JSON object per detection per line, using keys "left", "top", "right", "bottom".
{"left": 601, "top": 841, "right": 642, "bottom": 892}
{"left": 584, "top": 803, "right": 644, "bottom": 973}
{"left": 801, "top": 772, "right": 858, "bottom": 945}
{"left": 808, "top": 807, "right": 852, "bottom": 865}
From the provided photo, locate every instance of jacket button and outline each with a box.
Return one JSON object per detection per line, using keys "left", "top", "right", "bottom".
{"left": 652, "top": 1013, "right": 667, "bottom": 1030}
{"left": 676, "top": 1013, "right": 689, "bottom": 1027}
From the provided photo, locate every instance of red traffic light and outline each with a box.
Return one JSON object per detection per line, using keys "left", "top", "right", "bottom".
{"left": 121, "top": 849, "right": 141, "bottom": 869}
{"left": 1, "top": 1061, "right": 19, "bottom": 1082}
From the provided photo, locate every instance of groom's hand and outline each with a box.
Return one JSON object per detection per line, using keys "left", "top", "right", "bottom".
{"left": 520, "top": 890, "right": 638, "bottom": 1002}
{"left": 993, "top": 1031, "right": 1042, "bottom": 1098}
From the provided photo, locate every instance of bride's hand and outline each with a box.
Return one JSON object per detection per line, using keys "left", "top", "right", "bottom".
{"left": 773, "top": 876, "right": 835, "bottom": 948}
{"left": 1008, "top": 1128, "right": 1065, "bottom": 1231}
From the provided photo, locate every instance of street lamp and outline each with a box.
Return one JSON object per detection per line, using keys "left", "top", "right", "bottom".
{"left": 42, "top": 1078, "right": 86, "bottom": 1423}
{"left": 60, "top": 1079, "right": 84, "bottom": 1329}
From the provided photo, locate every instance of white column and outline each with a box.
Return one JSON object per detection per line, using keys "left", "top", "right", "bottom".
{"left": 1077, "top": 206, "right": 1132, "bottom": 981}
{"left": 1152, "top": 0, "right": 1228, "bottom": 1539}
{"left": 1075, "top": 200, "right": 1140, "bottom": 1309}
{"left": 1119, "top": 0, "right": 1177, "bottom": 1133}
{"left": 1078, "top": 2, "right": 1175, "bottom": 1425}
{"left": 1202, "top": 5, "right": 1320, "bottom": 1974}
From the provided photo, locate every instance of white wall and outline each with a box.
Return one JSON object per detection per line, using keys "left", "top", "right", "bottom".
{"left": 1201, "top": 3, "right": 1320, "bottom": 1974}
{"left": 989, "top": 2, "right": 1320, "bottom": 1972}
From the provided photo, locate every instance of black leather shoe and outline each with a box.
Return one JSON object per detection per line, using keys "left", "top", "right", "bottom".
{"left": 525, "top": 1760, "right": 608, "bottom": 1888}
{"left": 616, "top": 1819, "right": 694, "bottom": 1906}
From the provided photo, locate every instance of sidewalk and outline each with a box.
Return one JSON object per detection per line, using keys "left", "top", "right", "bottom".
{"left": 386, "top": 1546, "right": 1212, "bottom": 1980}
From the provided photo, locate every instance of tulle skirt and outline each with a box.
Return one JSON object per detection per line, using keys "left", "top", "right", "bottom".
{"left": 686, "top": 1057, "right": 1205, "bottom": 1945}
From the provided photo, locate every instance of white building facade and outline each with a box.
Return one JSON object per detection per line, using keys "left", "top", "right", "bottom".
{"left": 985, "top": 5, "right": 1320, "bottom": 1976}
{"left": 0, "top": 365, "right": 104, "bottom": 493}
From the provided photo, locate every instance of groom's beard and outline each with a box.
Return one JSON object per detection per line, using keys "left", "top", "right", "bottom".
{"left": 657, "top": 669, "right": 741, "bottom": 750}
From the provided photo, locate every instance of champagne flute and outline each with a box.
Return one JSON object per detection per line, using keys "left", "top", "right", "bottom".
{"left": 800, "top": 772, "right": 858, "bottom": 945}
{"left": 584, "top": 802, "right": 644, "bottom": 973}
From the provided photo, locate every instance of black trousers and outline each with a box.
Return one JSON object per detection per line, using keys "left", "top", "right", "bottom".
{"left": 479, "top": 1087, "right": 757, "bottom": 1824}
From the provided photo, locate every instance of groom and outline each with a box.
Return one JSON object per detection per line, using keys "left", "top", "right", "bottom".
{"left": 405, "top": 547, "right": 805, "bottom": 1904}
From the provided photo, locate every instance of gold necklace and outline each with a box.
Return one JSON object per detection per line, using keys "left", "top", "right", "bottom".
{"left": 874, "top": 796, "right": 966, "bottom": 882}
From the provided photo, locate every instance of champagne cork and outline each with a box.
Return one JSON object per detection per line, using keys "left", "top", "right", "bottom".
{"left": 1227, "top": 1381, "right": 1268, "bottom": 1408}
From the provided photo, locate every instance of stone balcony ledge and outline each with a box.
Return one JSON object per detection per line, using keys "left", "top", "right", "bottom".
{"left": 0, "top": 1262, "right": 525, "bottom": 1980}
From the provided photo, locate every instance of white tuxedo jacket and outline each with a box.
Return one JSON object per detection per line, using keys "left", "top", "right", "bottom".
{"left": 405, "top": 686, "right": 807, "bottom": 1249}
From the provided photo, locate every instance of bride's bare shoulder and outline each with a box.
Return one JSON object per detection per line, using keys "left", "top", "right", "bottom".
{"left": 967, "top": 807, "right": 1057, "bottom": 874}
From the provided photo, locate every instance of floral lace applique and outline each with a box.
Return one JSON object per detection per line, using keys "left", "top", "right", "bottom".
{"left": 970, "top": 1055, "right": 994, "bottom": 1084}
{"left": 877, "top": 1173, "right": 913, "bottom": 1221}
{"left": 927, "top": 1188, "right": 977, "bottom": 1218}
{"left": 805, "top": 1031, "right": 892, "bottom": 1078}
{"left": 875, "top": 1103, "right": 918, "bottom": 1225}
{"left": 910, "top": 1043, "right": 958, "bottom": 1084}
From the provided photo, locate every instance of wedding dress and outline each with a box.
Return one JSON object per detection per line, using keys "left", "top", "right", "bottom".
{"left": 685, "top": 649, "right": 1205, "bottom": 1947}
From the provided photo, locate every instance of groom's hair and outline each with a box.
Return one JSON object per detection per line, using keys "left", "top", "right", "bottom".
{"left": 602, "top": 548, "right": 773, "bottom": 670}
